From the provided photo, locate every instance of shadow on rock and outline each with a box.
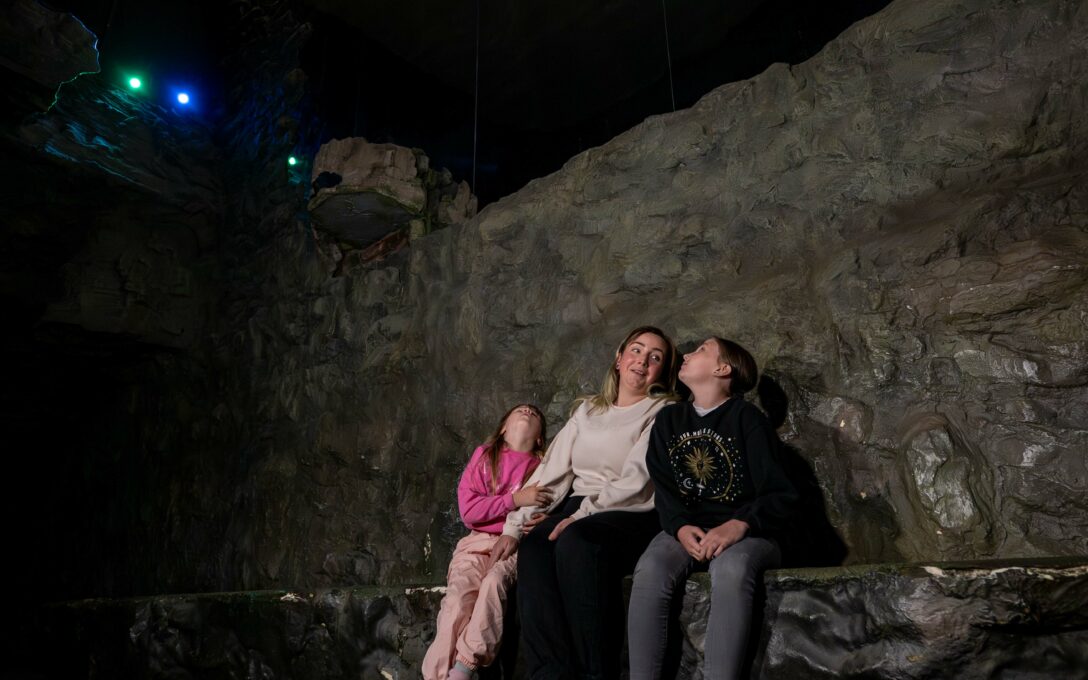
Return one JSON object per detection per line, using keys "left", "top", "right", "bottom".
{"left": 758, "top": 375, "right": 848, "bottom": 569}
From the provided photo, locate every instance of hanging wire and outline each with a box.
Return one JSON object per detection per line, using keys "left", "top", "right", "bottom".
{"left": 661, "top": 0, "right": 676, "bottom": 111}
{"left": 472, "top": 0, "right": 480, "bottom": 190}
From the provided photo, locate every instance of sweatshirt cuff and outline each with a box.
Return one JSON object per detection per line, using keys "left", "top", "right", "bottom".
{"left": 570, "top": 508, "right": 590, "bottom": 522}
{"left": 504, "top": 492, "right": 517, "bottom": 512}
{"left": 501, "top": 524, "right": 522, "bottom": 540}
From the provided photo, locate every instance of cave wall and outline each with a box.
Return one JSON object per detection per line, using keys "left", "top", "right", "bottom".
{"left": 2, "top": 0, "right": 1086, "bottom": 606}
{"left": 209, "top": 0, "right": 1088, "bottom": 588}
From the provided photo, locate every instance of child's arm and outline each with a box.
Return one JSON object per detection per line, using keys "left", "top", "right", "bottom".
{"left": 458, "top": 447, "right": 519, "bottom": 528}
{"left": 645, "top": 413, "right": 693, "bottom": 537}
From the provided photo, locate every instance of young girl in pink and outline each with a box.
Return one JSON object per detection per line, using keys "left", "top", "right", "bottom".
{"left": 422, "top": 403, "right": 553, "bottom": 680}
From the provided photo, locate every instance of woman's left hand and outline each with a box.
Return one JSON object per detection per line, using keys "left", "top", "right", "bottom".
{"left": 700, "top": 519, "right": 749, "bottom": 560}
{"left": 548, "top": 517, "right": 577, "bottom": 541}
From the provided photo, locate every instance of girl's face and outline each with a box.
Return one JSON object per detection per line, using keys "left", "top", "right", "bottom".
{"left": 678, "top": 338, "right": 728, "bottom": 386}
{"left": 501, "top": 404, "right": 544, "bottom": 446}
{"left": 615, "top": 332, "right": 668, "bottom": 396}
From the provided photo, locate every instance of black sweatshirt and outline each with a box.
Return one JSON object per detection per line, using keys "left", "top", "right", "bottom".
{"left": 647, "top": 397, "right": 797, "bottom": 538}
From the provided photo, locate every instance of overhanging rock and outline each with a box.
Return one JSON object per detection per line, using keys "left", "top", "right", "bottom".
{"left": 308, "top": 137, "right": 476, "bottom": 249}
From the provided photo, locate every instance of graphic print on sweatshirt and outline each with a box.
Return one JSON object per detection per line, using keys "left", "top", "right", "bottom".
{"left": 666, "top": 427, "right": 746, "bottom": 502}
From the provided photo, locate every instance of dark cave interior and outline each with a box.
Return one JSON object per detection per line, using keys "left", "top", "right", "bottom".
{"left": 6, "top": 0, "right": 1088, "bottom": 677}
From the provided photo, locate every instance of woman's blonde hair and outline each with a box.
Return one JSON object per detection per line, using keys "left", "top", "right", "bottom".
{"left": 480, "top": 403, "right": 547, "bottom": 492}
{"left": 581, "top": 325, "right": 679, "bottom": 414}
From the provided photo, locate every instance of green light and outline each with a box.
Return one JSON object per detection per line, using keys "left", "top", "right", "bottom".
{"left": 287, "top": 156, "right": 298, "bottom": 166}
{"left": 128, "top": 77, "right": 142, "bottom": 89}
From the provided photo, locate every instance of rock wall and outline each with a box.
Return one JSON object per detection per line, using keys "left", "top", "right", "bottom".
{"left": 2, "top": 0, "right": 1086, "bottom": 612}
{"left": 269, "top": 0, "right": 1087, "bottom": 583}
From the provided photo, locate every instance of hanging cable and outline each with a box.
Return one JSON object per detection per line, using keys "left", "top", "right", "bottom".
{"left": 472, "top": 0, "right": 480, "bottom": 190}
{"left": 661, "top": 0, "right": 676, "bottom": 111}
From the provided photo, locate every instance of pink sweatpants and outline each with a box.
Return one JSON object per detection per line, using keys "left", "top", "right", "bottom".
{"left": 422, "top": 531, "right": 518, "bottom": 680}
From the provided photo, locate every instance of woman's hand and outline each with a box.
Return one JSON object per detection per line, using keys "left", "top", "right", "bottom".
{"left": 700, "top": 519, "right": 749, "bottom": 560}
{"left": 512, "top": 483, "right": 553, "bottom": 508}
{"left": 486, "top": 535, "right": 519, "bottom": 569}
{"left": 548, "top": 516, "right": 576, "bottom": 541}
{"left": 522, "top": 512, "right": 549, "bottom": 534}
{"left": 677, "top": 525, "right": 706, "bottom": 560}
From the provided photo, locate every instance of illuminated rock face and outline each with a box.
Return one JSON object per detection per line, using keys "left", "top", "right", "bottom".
{"left": 37, "top": 559, "right": 1088, "bottom": 679}
{"left": 2, "top": 0, "right": 1087, "bottom": 619}
{"left": 308, "top": 137, "right": 476, "bottom": 248}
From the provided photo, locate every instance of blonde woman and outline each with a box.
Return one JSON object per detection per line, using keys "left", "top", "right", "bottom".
{"left": 486, "top": 326, "right": 679, "bottom": 680}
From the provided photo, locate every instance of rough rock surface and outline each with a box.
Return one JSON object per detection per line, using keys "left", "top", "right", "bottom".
{"left": 279, "top": 0, "right": 1088, "bottom": 583}
{"left": 1, "top": 0, "right": 1087, "bottom": 619}
{"left": 36, "top": 559, "right": 1088, "bottom": 679}
{"left": 39, "top": 585, "right": 445, "bottom": 680}
{"left": 0, "top": 0, "right": 99, "bottom": 118}
{"left": 309, "top": 137, "right": 477, "bottom": 248}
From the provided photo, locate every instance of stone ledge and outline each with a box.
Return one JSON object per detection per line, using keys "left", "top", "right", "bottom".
{"left": 29, "top": 558, "right": 1088, "bottom": 680}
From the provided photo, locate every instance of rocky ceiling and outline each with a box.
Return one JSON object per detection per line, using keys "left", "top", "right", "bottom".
{"left": 303, "top": 0, "right": 765, "bottom": 129}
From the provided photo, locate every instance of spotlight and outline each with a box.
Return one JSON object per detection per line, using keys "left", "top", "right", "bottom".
{"left": 287, "top": 156, "right": 298, "bottom": 166}
{"left": 128, "top": 77, "right": 142, "bottom": 89}
{"left": 177, "top": 92, "right": 190, "bottom": 105}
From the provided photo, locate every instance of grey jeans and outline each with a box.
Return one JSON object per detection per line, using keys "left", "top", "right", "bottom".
{"left": 627, "top": 531, "right": 781, "bottom": 680}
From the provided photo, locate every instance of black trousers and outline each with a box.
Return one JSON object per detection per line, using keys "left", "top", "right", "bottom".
{"left": 516, "top": 496, "right": 661, "bottom": 680}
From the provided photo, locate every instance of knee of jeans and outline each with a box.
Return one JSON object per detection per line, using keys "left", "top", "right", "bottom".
{"left": 631, "top": 552, "right": 673, "bottom": 589}
{"left": 709, "top": 551, "right": 759, "bottom": 589}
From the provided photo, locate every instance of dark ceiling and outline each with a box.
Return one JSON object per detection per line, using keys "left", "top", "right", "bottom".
{"left": 47, "top": 0, "right": 892, "bottom": 205}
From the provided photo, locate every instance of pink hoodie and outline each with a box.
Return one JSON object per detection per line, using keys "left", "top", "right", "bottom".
{"left": 458, "top": 444, "right": 540, "bottom": 534}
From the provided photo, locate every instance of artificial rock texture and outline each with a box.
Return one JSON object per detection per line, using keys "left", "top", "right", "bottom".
{"left": 37, "top": 559, "right": 1088, "bottom": 680}
{"left": 309, "top": 137, "right": 477, "bottom": 250}
{"left": 297, "top": 0, "right": 1088, "bottom": 582}
{"left": 2, "top": 0, "right": 1087, "bottom": 615}
{"left": 38, "top": 585, "right": 445, "bottom": 680}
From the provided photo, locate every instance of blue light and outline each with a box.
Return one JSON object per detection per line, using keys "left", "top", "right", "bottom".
{"left": 287, "top": 156, "right": 298, "bottom": 166}
{"left": 176, "top": 92, "right": 190, "bottom": 105}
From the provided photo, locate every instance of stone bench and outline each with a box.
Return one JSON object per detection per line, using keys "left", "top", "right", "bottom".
{"left": 30, "top": 558, "right": 1088, "bottom": 679}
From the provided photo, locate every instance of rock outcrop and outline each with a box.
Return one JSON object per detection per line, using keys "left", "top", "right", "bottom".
{"left": 2, "top": 0, "right": 1086, "bottom": 612}
{"left": 37, "top": 558, "right": 1088, "bottom": 679}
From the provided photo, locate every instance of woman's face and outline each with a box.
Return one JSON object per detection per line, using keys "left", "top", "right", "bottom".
{"left": 502, "top": 404, "right": 543, "bottom": 445}
{"left": 615, "top": 332, "right": 669, "bottom": 397}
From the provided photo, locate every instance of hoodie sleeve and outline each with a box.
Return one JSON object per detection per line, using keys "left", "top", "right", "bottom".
{"left": 645, "top": 408, "right": 691, "bottom": 536}
{"left": 729, "top": 405, "right": 798, "bottom": 536}
{"left": 458, "top": 446, "right": 517, "bottom": 529}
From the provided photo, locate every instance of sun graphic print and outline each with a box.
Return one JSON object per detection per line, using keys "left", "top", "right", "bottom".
{"left": 667, "top": 428, "right": 744, "bottom": 502}
{"left": 684, "top": 446, "right": 717, "bottom": 485}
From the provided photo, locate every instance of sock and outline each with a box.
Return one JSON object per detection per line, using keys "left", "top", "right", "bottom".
{"left": 448, "top": 661, "right": 474, "bottom": 680}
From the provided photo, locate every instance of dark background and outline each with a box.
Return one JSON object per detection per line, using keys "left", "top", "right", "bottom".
{"left": 46, "top": 0, "right": 891, "bottom": 206}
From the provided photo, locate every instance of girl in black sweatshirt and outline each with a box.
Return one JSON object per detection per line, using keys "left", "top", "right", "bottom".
{"left": 627, "top": 337, "right": 797, "bottom": 680}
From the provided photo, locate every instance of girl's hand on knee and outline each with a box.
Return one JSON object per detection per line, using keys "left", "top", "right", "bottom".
{"left": 701, "top": 519, "right": 749, "bottom": 560}
{"left": 522, "top": 512, "right": 549, "bottom": 534}
{"left": 677, "top": 525, "right": 706, "bottom": 560}
{"left": 548, "top": 517, "right": 576, "bottom": 541}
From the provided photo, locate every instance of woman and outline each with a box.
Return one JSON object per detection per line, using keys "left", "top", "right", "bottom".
{"left": 485, "top": 326, "right": 679, "bottom": 680}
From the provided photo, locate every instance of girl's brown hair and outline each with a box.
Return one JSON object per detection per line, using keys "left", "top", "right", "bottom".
{"left": 712, "top": 337, "right": 759, "bottom": 396}
{"left": 584, "top": 325, "right": 679, "bottom": 414}
{"left": 480, "top": 403, "right": 548, "bottom": 492}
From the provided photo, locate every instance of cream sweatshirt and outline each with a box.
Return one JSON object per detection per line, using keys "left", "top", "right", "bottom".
{"left": 501, "top": 395, "right": 669, "bottom": 539}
